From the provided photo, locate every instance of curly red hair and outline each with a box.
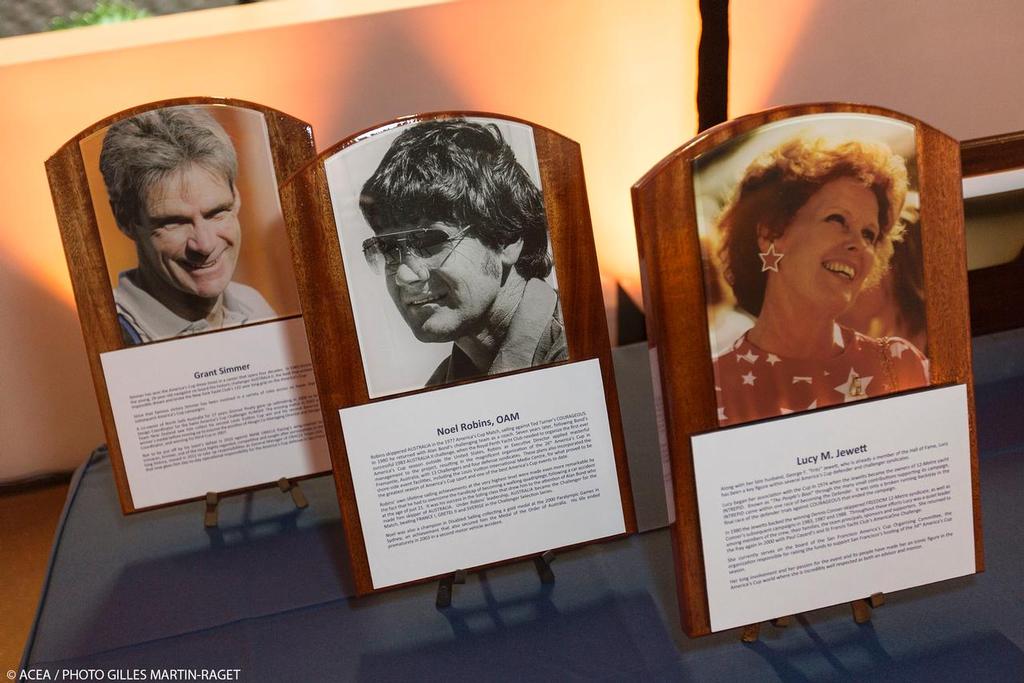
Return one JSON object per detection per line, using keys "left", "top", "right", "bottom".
{"left": 717, "top": 138, "right": 909, "bottom": 316}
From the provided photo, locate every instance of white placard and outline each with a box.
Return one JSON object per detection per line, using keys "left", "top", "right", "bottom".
{"left": 692, "top": 384, "right": 975, "bottom": 632}
{"left": 101, "top": 318, "right": 330, "bottom": 509}
{"left": 340, "top": 359, "right": 626, "bottom": 588}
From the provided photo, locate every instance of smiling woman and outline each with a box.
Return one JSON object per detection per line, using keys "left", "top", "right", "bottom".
{"left": 694, "top": 115, "right": 930, "bottom": 426}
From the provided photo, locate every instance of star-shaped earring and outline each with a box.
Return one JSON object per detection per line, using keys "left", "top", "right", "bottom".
{"left": 759, "top": 242, "right": 784, "bottom": 272}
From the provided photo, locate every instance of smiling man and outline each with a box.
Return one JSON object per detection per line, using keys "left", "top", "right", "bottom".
{"left": 100, "top": 107, "right": 275, "bottom": 345}
{"left": 359, "top": 119, "right": 567, "bottom": 386}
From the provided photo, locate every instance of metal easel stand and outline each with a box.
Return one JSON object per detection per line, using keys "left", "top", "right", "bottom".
{"left": 435, "top": 550, "right": 557, "bottom": 609}
{"left": 739, "top": 593, "right": 886, "bottom": 643}
{"left": 202, "top": 477, "right": 309, "bottom": 528}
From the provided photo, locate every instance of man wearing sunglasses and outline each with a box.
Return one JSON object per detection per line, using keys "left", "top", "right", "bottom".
{"left": 99, "top": 107, "right": 275, "bottom": 345}
{"left": 360, "top": 119, "right": 567, "bottom": 386}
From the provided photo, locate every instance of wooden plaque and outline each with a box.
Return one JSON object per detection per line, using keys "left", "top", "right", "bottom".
{"left": 961, "top": 130, "right": 1024, "bottom": 335}
{"left": 632, "top": 103, "right": 982, "bottom": 636}
{"left": 280, "top": 111, "right": 636, "bottom": 595}
{"left": 46, "top": 97, "right": 326, "bottom": 513}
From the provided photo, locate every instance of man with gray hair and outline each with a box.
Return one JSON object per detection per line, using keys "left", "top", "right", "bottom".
{"left": 100, "top": 106, "right": 274, "bottom": 345}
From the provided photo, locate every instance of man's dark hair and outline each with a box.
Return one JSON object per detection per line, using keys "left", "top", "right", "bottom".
{"left": 359, "top": 119, "right": 553, "bottom": 280}
{"left": 99, "top": 106, "right": 238, "bottom": 237}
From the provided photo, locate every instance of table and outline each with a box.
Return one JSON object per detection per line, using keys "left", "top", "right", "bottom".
{"left": 20, "top": 339, "right": 1024, "bottom": 681}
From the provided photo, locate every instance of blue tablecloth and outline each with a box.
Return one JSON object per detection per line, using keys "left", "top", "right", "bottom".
{"left": 20, "top": 340, "right": 1024, "bottom": 681}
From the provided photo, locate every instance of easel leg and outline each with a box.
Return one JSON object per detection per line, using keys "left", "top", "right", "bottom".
{"left": 851, "top": 599, "right": 872, "bottom": 624}
{"left": 851, "top": 592, "right": 886, "bottom": 623}
{"left": 741, "top": 614, "right": 792, "bottom": 642}
{"left": 436, "top": 575, "right": 454, "bottom": 609}
{"left": 277, "top": 477, "right": 309, "bottom": 509}
{"left": 534, "top": 550, "right": 556, "bottom": 584}
{"left": 435, "top": 569, "right": 467, "bottom": 609}
{"left": 204, "top": 492, "right": 219, "bottom": 528}
{"left": 740, "top": 623, "right": 761, "bottom": 642}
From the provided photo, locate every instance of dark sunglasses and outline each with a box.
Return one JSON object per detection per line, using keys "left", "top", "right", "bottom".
{"left": 362, "top": 226, "right": 469, "bottom": 274}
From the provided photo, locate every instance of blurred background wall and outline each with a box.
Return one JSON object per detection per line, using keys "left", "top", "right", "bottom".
{"left": 0, "top": 0, "right": 699, "bottom": 479}
{"left": 729, "top": 0, "right": 1024, "bottom": 138}
{"left": 4, "top": 0, "right": 1024, "bottom": 480}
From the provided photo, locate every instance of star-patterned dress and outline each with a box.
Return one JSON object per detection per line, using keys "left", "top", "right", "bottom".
{"left": 712, "top": 324, "right": 929, "bottom": 427}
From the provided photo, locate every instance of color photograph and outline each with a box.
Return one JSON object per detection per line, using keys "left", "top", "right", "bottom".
{"left": 693, "top": 113, "right": 930, "bottom": 426}
{"left": 81, "top": 104, "right": 300, "bottom": 345}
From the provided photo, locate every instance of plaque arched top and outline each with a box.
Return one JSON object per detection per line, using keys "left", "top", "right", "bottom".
{"left": 49, "top": 96, "right": 315, "bottom": 184}
{"left": 313, "top": 110, "right": 577, "bottom": 166}
{"left": 635, "top": 102, "right": 952, "bottom": 191}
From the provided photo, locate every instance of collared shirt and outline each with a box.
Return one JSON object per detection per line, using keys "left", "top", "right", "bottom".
{"left": 713, "top": 323, "right": 930, "bottom": 427}
{"left": 427, "top": 278, "right": 567, "bottom": 386}
{"left": 113, "top": 269, "right": 276, "bottom": 345}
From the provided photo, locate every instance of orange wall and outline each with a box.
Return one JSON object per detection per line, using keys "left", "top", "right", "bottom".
{"left": 729, "top": 0, "right": 1024, "bottom": 138}
{"left": 0, "top": 0, "right": 700, "bottom": 478}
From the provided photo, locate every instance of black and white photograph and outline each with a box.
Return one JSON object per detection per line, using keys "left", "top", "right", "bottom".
{"left": 325, "top": 116, "right": 567, "bottom": 399}
{"left": 81, "top": 104, "right": 301, "bottom": 345}
{"left": 692, "top": 113, "right": 930, "bottom": 426}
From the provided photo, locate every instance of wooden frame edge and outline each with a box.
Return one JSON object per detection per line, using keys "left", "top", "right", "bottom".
{"left": 633, "top": 102, "right": 982, "bottom": 636}
{"left": 45, "top": 96, "right": 317, "bottom": 514}
{"left": 281, "top": 110, "right": 636, "bottom": 596}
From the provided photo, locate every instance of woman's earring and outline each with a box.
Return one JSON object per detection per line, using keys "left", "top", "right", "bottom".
{"left": 759, "top": 242, "right": 784, "bottom": 272}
